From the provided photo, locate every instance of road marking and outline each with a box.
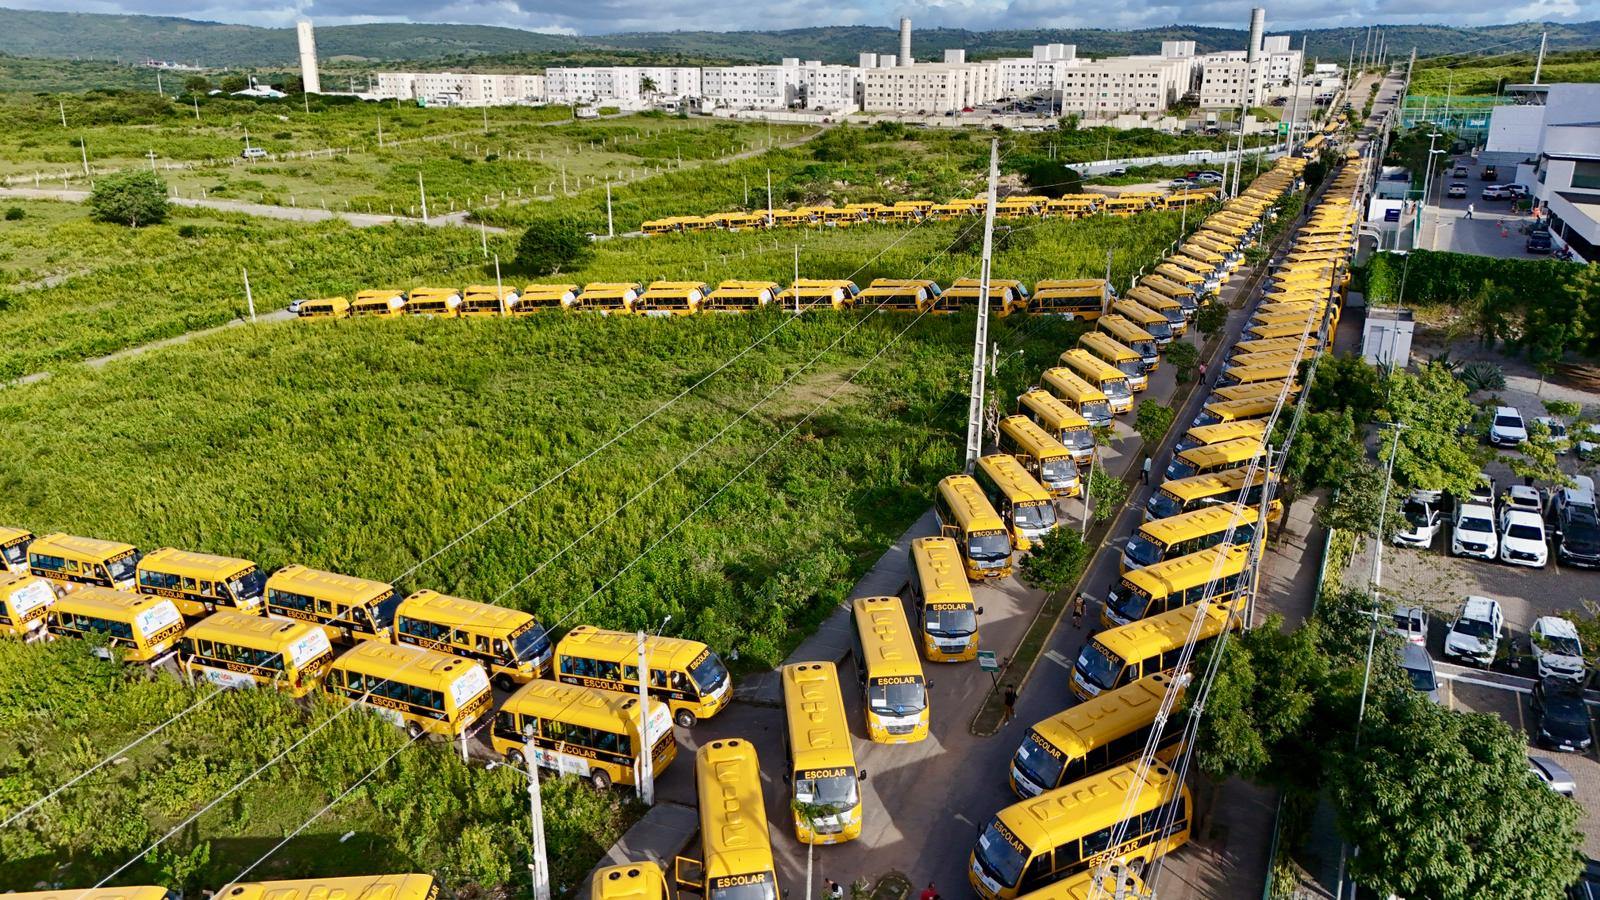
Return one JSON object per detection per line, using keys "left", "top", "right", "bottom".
{"left": 1438, "top": 671, "right": 1531, "bottom": 694}
{"left": 1043, "top": 650, "right": 1074, "bottom": 671}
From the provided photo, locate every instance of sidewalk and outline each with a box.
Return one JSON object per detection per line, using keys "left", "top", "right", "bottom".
{"left": 573, "top": 802, "right": 699, "bottom": 900}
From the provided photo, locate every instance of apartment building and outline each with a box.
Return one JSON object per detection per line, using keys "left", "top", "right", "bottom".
{"left": 1056, "top": 55, "right": 1195, "bottom": 114}
{"left": 702, "top": 65, "right": 793, "bottom": 110}
{"left": 862, "top": 60, "right": 1002, "bottom": 113}
{"left": 374, "top": 72, "right": 544, "bottom": 106}
{"left": 544, "top": 66, "right": 701, "bottom": 109}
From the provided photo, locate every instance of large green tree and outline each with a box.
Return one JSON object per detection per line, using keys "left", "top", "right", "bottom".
{"left": 1329, "top": 693, "right": 1583, "bottom": 900}
{"left": 88, "top": 170, "right": 169, "bottom": 227}
{"left": 516, "top": 216, "right": 593, "bottom": 275}
{"left": 1017, "top": 528, "right": 1090, "bottom": 595}
{"left": 1382, "top": 362, "right": 1486, "bottom": 498}
{"left": 1319, "top": 461, "right": 1403, "bottom": 539}
{"left": 1195, "top": 616, "right": 1330, "bottom": 790}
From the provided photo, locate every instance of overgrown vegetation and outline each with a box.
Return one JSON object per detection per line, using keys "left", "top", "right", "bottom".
{"left": 1410, "top": 50, "right": 1600, "bottom": 96}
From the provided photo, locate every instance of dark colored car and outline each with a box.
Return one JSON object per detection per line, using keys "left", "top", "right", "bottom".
{"left": 1482, "top": 164, "right": 1499, "bottom": 180}
{"left": 1556, "top": 504, "right": 1600, "bottom": 567}
{"left": 1528, "top": 231, "right": 1554, "bottom": 254}
{"left": 1533, "top": 676, "right": 1594, "bottom": 752}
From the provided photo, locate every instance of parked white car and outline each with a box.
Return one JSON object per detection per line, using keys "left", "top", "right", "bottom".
{"left": 1530, "top": 616, "right": 1586, "bottom": 681}
{"left": 1443, "top": 596, "right": 1505, "bottom": 667}
{"left": 1578, "top": 424, "right": 1600, "bottom": 460}
{"left": 1489, "top": 406, "right": 1528, "bottom": 447}
{"left": 1505, "top": 484, "right": 1544, "bottom": 514}
{"left": 1393, "top": 494, "right": 1442, "bottom": 548}
{"left": 1391, "top": 606, "right": 1428, "bottom": 646}
{"left": 1499, "top": 508, "right": 1550, "bottom": 567}
{"left": 1451, "top": 502, "right": 1499, "bottom": 559}
{"left": 1533, "top": 416, "right": 1570, "bottom": 453}
{"left": 1468, "top": 472, "right": 1496, "bottom": 508}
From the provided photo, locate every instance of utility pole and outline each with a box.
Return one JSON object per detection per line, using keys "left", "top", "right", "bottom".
{"left": 635, "top": 631, "right": 654, "bottom": 806}
{"left": 59, "top": 98, "right": 67, "bottom": 127}
{"left": 793, "top": 245, "right": 800, "bottom": 314}
{"left": 494, "top": 255, "right": 505, "bottom": 316}
{"left": 156, "top": 71, "right": 163, "bottom": 97}
{"left": 79, "top": 137, "right": 90, "bottom": 177}
{"left": 525, "top": 739, "right": 551, "bottom": 900}
{"left": 964, "top": 139, "right": 1000, "bottom": 473}
{"left": 1534, "top": 31, "right": 1548, "bottom": 85}
{"left": 242, "top": 268, "right": 257, "bottom": 323}
{"left": 766, "top": 169, "right": 774, "bottom": 226}
{"left": 481, "top": 219, "right": 489, "bottom": 258}
{"left": 193, "top": 96, "right": 200, "bottom": 121}
{"left": 606, "top": 180, "right": 615, "bottom": 238}
{"left": 418, "top": 172, "right": 429, "bottom": 223}
{"left": 743, "top": 172, "right": 749, "bottom": 206}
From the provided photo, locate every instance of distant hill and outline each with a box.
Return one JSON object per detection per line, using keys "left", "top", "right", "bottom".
{"left": 1, "top": 7, "right": 1598, "bottom": 69}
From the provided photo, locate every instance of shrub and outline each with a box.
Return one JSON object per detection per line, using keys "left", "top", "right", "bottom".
{"left": 1134, "top": 402, "right": 1175, "bottom": 450}
{"left": 1089, "top": 469, "right": 1129, "bottom": 522}
{"left": 1194, "top": 302, "right": 1227, "bottom": 338}
{"left": 88, "top": 170, "right": 169, "bottom": 227}
{"left": 1018, "top": 528, "right": 1090, "bottom": 595}
{"left": 516, "top": 217, "right": 593, "bottom": 275}
{"left": 3, "top": 207, "right": 24, "bottom": 221}
{"left": 1164, "top": 341, "right": 1198, "bottom": 382}
{"left": 1458, "top": 360, "right": 1506, "bottom": 393}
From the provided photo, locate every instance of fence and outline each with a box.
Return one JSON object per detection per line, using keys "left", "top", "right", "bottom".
{"left": 1074, "top": 147, "right": 1289, "bottom": 176}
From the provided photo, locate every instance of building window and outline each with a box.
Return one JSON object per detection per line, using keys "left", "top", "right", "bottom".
{"left": 1573, "top": 161, "right": 1600, "bottom": 191}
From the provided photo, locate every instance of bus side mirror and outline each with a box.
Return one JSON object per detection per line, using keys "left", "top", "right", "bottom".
{"left": 977, "top": 607, "right": 986, "bottom": 616}
{"left": 859, "top": 770, "right": 868, "bottom": 781}
{"left": 782, "top": 772, "right": 790, "bottom": 784}
{"left": 926, "top": 679, "right": 934, "bottom": 689}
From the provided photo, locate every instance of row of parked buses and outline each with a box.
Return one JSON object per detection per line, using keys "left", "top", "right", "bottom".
{"left": 639, "top": 187, "right": 1221, "bottom": 235}
{"left": 293, "top": 277, "right": 1128, "bottom": 320}
{"left": 17, "top": 875, "right": 442, "bottom": 900}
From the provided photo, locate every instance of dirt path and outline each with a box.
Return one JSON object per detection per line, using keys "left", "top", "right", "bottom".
{"left": 0, "top": 187, "right": 506, "bottom": 232}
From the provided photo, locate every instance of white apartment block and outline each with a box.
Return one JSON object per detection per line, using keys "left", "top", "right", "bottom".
{"left": 795, "top": 61, "right": 862, "bottom": 112}
{"left": 702, "top": 64, "right": 794, "bottom": 110}
{"left": 544, "top": 66, "right": 701, "bottom": 109}
{"left": 862, "top": 61, "right": 1002, "bottom": 113}
{"left": 1055, "top": 55, "right": 1195, "bottom": 115}
{"left": 1198, "top": 41, "right": 1303, "bottom": 108}
{"left": 374, "top": 72, "right": 544, "bottom": 106}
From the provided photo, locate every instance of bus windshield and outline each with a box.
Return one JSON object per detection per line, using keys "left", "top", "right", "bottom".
{"left": 1109, "top": 586, "right": 1151, "bottom": 623}
{"left": 709, "top": 877, "right": 778, "bottom": 900}
{"left": 691, "top": 651, "right": 730, "bottom": 695}
{"left": 1116, "top": 359, "right": 1142, "bottom": 378}
{"left": 229, "top": 570, "right": 267, "bottom": 606}
{"left": 1166, "top": 458, "right": 1199, "bottom": 480}
{"left": 1082, "top": 400, "right": 1111, "bottom": 422}
{"left": 1015, "top": 502, "right": 1057, "bottom": 530}
{"left": 796, "top": 770, "right": 859, "bottom": 808}
{"left": 512, "top": 624, "right": 552, "bottom": 661}
{"left": 1193, "top": 409, "right": 1224, "bottom": 427}
{"left": 1147, "top": 491, "right": 1184, "bottom": 519}
{"left": 1041, "top": 458, "right": 1078, "bottom": 486}
{"left": 925, "top": 605, "right": 977, "bottom": 637}
{"left": 1061, "top": 428, "right": 1094, "bottom": 452}
{"left": 372, "top": 592, "right": 403, "bottom": 630}
{"left": 1076, "top": 642, "right": 1122, "bottom": 692}
{"left": 968, "top": 532, "right": 1012, "bottom": 562}
{"left": 1124, "top": 534, "right": 1165, "bottom": 568}
{"left": 975, "top": 821, "right": 1027, "bottom": 889}
{"left": 2, "top": 544, "right": 25, "bottom": 566}
{"left": 1014, "top": 731, "right": 1067, "bottom": 791}
{"left": 106, "top": 554, "right": 139, "bottom": 583}
{"left": 1103, "top": 381, "right": 1131, "bottom": 402}
{"left": 869, "top": 677, "right": 926, "bottom": 716}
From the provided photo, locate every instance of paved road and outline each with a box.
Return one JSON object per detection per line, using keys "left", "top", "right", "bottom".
{"left": 1418, "top": 158, "right": 1543, "bottom": 259}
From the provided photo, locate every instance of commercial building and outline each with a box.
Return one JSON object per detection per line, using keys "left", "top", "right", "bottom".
{"left": 1484, "top": 83, "right": 1600, "bottom": 261}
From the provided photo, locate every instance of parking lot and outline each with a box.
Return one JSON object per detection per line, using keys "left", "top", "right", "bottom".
{"left": 1420, "top": 156, "right": 1548, "bottom": 258}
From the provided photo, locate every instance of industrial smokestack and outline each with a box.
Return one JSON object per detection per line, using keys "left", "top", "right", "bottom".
{"left": 899, "top": 18, "right": 912, "bottom": 66}
{"left": 297, "top": 20, "right": 321, "bottom": 94}
{"left": 1246, "top": 8, "right": 1264, "bottom": 63}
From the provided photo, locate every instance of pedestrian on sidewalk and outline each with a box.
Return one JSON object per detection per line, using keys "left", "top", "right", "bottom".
{"left": 1002, "top": 684, "right": 1018, "bottom": 723}
{"left": 1072, "top": 593, "right": 1087, "bottom": 627}
{"left": 919, "top": 883, "right": 940, "bottom": 900}
{"left": 1198, "top": 361, "right": 1207, "bottom": 385}
{"left": 1140, "top": 455, "right": 1151, "bottom": 484}
{"left": 1464, "top": 203, "right": 1475, "bottom": 220}
{"left": 825, "top": 880, "right": 845, "bottom": 900}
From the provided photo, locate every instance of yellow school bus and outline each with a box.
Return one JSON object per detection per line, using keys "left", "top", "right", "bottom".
{"left": 6, "top": 890, "right": 174, "bottom": 900}
{"left": 1126, "top": 288, "right": 1187, "bottom": 337}
{"left": 1, "top": 526, "right": 35, "bottom": 574}
{"left": 489, "top": 680, "right": 676, "bottom": 790}
{"left": 1146, "top": 466, "right": 1280, "bottom": 525}
{"left": 851, "top": 596, "right": 930, "bottom": 743}
{"left": 460, "top": 284, "right": 520, "bottom": 316}
{"left": 1192, "top": 396, "right": 1278, "bottom": 428}
{"left": 1109, "top": 299, "right": 1172, "bottom": 346}
{"left": 1008, "top": 672, "right": 1186, "bottom": 798}
{"left": 775, "top": 279, "right": 857, "bottom": 312}
{"left": 858, "top": 279, "right": 931, "bottom": 312}
{"left": 28, "top": 532, "right": 141, "bottom": 592}
{"left": 576, "top": 282, "right": 642, "bottom": 315}
{"left": 908, "top": 536, "right": 981, "bottom": 662}
{"left": 1058, "top": 349, "right": 1133, "bottom": 414}
{"left": 1215, "top": 361, "right": 1298, "bottom": 390}
{"left": 944, "top": 278, "right": 1029, "bottom": 316}
{"left": 405, "top": 287, "right": 462, "bottom": 318}
{"left": 782, "top": 661, "right": 866, "bottom": 842}
{"left": 1078, "top": 332, "right": 1148, "bottom": 392}
{"left": 676, "top": 738, "right": 780, "bottom": 900}
{"left": 0, "top": 572, "right": 55, "bottom": 638}
{"left": 349, "top": 288, "right": 408, "bottom": 317}
{"left": 1012, "top": 867, "right": 1149, "bottom": 900}
{"left": 1163, "top": 438, "right": 1264, "bottom": 483}
{"left": 1104, "top": 545, "right": 1255, "bottom": 628}
{"left": 997, "top": 416, "right": 1081, "bottom": 498}
{"left": 1031, "top": 280, "right": 1110, "bottom": 320}
{"left": 704, "top": 281, "right": 779, "bottom": 313}
{"left": 970, "top": 761, "right": 1191, "bottom": 899}
{"left": 1071, "top": 600, "right": 1241, "bottom": 699}
{"left": 180, "top": 609, "right": 335, "bottom": 697}
{"left": 637, "top": 281, "right": 710, "bottom": 317}
{"left": 136, "top": 548, "right": 266, "bottom": 619}
{"left": 556, "top": 626, "right": 731, "bottom": 728}
{"left": 1173, "top": 419, "right": 1269, "bottom": 455}
{"left": 594, "top": 864, "right": 671, "bottom": 900}
{"left": 223, "top": 876, "right": 439, "bottom": 900}
{"left": 976, "top": 454, "right": 1059, "bottom": 552}
{"left": 1139, "top": 275, "right": 1200, "bottom": 316}
{"left": 1017, "top": 391, "right": 1095, "bottom": 462}
{"left": 48, "top": 586, "right": 185, "bottom": 663}
{"left": 1227, "top": 347, "right": 1306, "bottom": 371}
{"left": 298, "top": 296, "right": 349, "bottom": 318}
{"left": 264, "top": 564, "right": 400, "bottom": 645}
{"left": 1097, "top": 315, "right": 1160, "bottom": 372}
{"left": 323, "top": 640, "right": 492, "bottom": 738}
{"left": 1245, "top": 318, "right": 1320, "bottom": 343}
{"left": 1209, "top": 379, "right": 1302, "bottom": 404}
{"left": 1041, "top": 367, "right": 1112, "bottom": 428}
{"left": 935, "top": 475, "right": 1013, "bottom": 581}
{"left": 1122, "top": 504, "right": 1260, "bottom": 573}
{"left": 517, "top": 283, "right": 581, "bottom": 312}
{"left": 1228, "top": 335, "right": 1315, "bottom": 359}
{"left": 395, "top": 589, "right": 553, "bottom": 688}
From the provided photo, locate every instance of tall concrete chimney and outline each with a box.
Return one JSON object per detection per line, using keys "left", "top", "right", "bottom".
{"left": 899, "top": 18, "right": 913, "bottom": 66}
{"left": 297, "top": 20, "right": 321, "bottom": 94}
{"left": 1246, "top": 8, "right": 1265, "bottom": 63}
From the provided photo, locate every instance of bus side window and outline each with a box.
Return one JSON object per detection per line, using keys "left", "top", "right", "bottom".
{"left": 1052, "top": 839, "right": 1081, "bottom": 872}
{"left": 1160, "top": 647, "right": 1184, "bottom": 670}
{"left": 650, "top": 669, "right": 670, "bottom": 689}
{"left": 1063, "top": 754, "right": 1088, "bottom": 785}
{"left": 495, "top": 709, "right": 517, "bottom": 734}
{"left": 196, "top": 639, "right": 215, "bottom": 658}
{"left": 1120, "top": 662, "right": 1138, "bottom": 687}
{"left": 1021, "top": 853, "right": 1052, "bottom": 889}
{"left": 199, "top": 580, "right": 213, "bottom": 596}
{"left": 594, "top": 730, "right": 621, "bottom": 754}
{"left": 1080, "top": 825, "right": 1114, "bottom": 859}
{"left": 315, "top": 597, "right": 335, "bottom": 616}
{"left": 596, "top": 660, "right": 621, "bottom": 681}
{"left": 670, "top": 671, "right": 690, "bottom": 691}
{"left": 182, "top": 577, "right": 199, "bottom": 593}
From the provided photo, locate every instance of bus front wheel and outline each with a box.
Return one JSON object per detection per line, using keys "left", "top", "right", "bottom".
{"left": 405, "top": 722, "right": 425, "bottom": 740}
{"left": 673, "top": 709, "right": 696, "bottom": 729}
{"left": 506, "top": 748, "right": 526, "bottom": 768}
{"left": 590, "top": 769, "right": 612, "bottom": 791}
{"left": 494, "top": 673, "right": 515, "bottom": 691}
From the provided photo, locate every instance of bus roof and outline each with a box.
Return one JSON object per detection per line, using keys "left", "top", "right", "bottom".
{"left": 1060, "top": 349, "right": 1128, "bottom": 384}
{"left": 851, "top": 596, "right": 924, "bottom": 680}
{"left": 1029, "top": 672, "right": 1176, "bottom": 760}
{"left": 1229, "top": 348, "right": 1307, "bottom": 370}
{"left": 1174, "top": 437, "right": 1265, "bottom": 470}
{"left": 591, "top": 864, "right": 670, "bottom": 900}
{"left": 1126, "top": 288, "right": 1181, "bottom": 312}
{"left": 978, "top": 455, "right": 1054, "bottom": 506}
{"left": 582, "top": 283, "right": 643, "bottom": 299}
{"left": 695, "top": 738, "right": 776, "bottom": 883}
{"left": 710, "top": 280, "right": 780, "bottom": 295}
{"left": 408, "top": 287, "right": 460, "bottom": 301}
{"left": 55, "top": 585, "right": 171, "bottom": 619}
{"left": 503, "top": 679, "right": 647, "bottom": 733}
{"left": 0, "top": 525, "right": 33, "bottom": 547}
{"left": 1201, "top": 395, "right": 1280, "bottom": 419}
{"left": 140, "top": 547, "right": 255, "bottom": 580}
{"left": 334, "top": 640, "right": 478, "bottom": 687}
{"left": 997, "top": 760, "right": 1185, "bottom": 851}
{"left": 1184, "top": 419, "right": 1268, "bottom": 447}
{"left": 521, "top": 284, "right": 581, "bottom": 299}
{"left": 1042, "top": 368, "right": 1108, "bottom": 404}
{"left": 463, "top": 284, "right": 517, "bottom": 300}
{"left": 999, "top": 416, "right": 1073, "bottom": 462}
{"left": 1160, "top": 466, "right": 1268, "bottom": 502}
{"left": 5, "top": 890, "right": 172, "bottom": 900}
{"left": 1110, "top": 299, "right": 1166, "bottom": 327}
{"left": 1089, "top": 601, "right": 1237, "bottom": 665}
{"left": 938, "top": 475, "right": 1008, "bottom": 533}
{"left": 911, "top": 535, "right": 974, "bottom": 606}
{"left": 1121, "top": 544, "right": 1251, "bottom": 599}
{"left": 641, "top": 281, "right": 709, "bottom": 298}
{"left": 356, "top": 289, "right": 405, "bottom": 302}
{"left": 1210, "top": 379, "right": 1300, "bottom": 403}
{"left": 1013, "top": 867, "right": 1149, "bottom": 900}
{"left": 1230, "top": 336, "right": 1311, "bottom": 357}
{"left": 560, "top": 625, "right": 711, "bottom": 670}
{"left": 1222, "top": 361, "right": 1299, "bottom": 383}
{"left": 1096, "top": 316, "right": 1156, "bottom": 345}
{"left": 1137, "top": 502, "right": 1251, "bottom": 547}
{"left": 1032, "top": 279, "right": 1106, "bottom": 297}
{"left": 185, "top": 608, "right": 321, "bottom": 649}
{"left": 782, "top": 661, "right": 856, "bottom": 774}
{"left": 397, "top": 589, "right": 537, "bottom": 638}
{"left": 223, "top": 875, "right": 440, "bottom": 900}
{"left": 1018, "top": 391, "right": 1090, "bottom": 432}
{"left": 267, "top": 565, "right": 394, "bottom": 606}
{"left": 31, "top": 532, "right": 137, "bottom": 562}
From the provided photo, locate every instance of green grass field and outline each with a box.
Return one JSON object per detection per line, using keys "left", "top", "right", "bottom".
{"left": 1409, "top": 50, "right": 1600, "bottom": 95}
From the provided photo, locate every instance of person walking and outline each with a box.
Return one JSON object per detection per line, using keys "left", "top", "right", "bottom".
{"left": 919, "top": 883, "right": 940, "bottom": 900}
{"left": 1002, "top": 684, "right": 1018, "bottom": 724}
{"left": 1072, "top": 593, "right": 1087, "bottom": 627}
{"left": 1464, "top": 202, "right": 1475, "bottom": 220}
{"left": 1198, "top": 361, "right": 1207, "bottom": 385}
{"left": 1141, "top": 455, "right": 1152, "bottom": 484}
{"left": 825, "top": 880, "right": 845, "bottom": 900}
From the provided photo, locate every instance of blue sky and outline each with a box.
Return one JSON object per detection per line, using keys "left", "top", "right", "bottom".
{"left": 11, "top": 0, "right": 1600, "bottom": 35}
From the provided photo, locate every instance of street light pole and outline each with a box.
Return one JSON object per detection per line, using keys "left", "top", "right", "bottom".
{"left": 635, "top": 631, "right": 654, "bottom": 806}
{"left": 524, "top": 747, "right": 551, "bottom": 900}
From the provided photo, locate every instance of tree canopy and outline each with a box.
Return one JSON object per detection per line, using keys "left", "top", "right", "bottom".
{"left": 1382, "top": 362, "right": 1486, "bottom": 498}
{"left": 516, "top": 216, "right": 593, "bottom": 275}
{"left": 87, "top": 170, "right": 169, "bottom": 227}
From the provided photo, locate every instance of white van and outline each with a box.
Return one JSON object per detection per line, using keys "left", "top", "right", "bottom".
{"left": 242, "top": 147, "right": 268, "bottom": 159}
